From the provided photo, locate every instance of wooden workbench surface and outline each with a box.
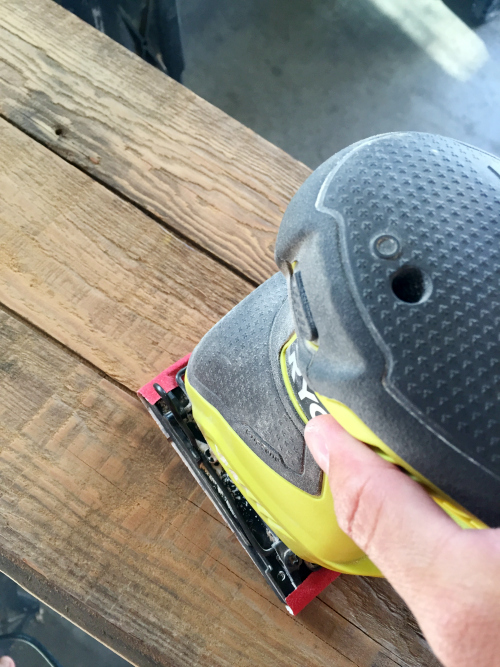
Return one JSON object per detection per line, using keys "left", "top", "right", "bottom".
{"left": 0, "top": 2, "right": 438, "bottom": 665}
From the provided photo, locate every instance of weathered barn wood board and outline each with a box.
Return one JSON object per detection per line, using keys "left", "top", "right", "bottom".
{"left": 0, "top": 1, "right": 439, "bottom": 664}
{"left": 0, "top": 308, "right": 408, "bottom": 667}
{"left": 0, "top": 110, "right": 437, "bottom": 667}
{"left": 0, "top": 0, "right": 311, "bottom": 284}
{"left": 0, "top": 117, "right": 252, "bottom": 391}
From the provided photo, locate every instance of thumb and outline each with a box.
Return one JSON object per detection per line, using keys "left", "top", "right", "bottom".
{"left": 0, "top": 657, "right": 16, "bottom": 667}
{"left": 304, "top": 414, "right": 459, "bottom": 599}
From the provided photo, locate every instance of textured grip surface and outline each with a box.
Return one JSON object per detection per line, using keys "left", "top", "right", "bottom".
{"left": 322, "top": 133, "right": 500, "bottom": 474}
{"left": 187, "top": 273, "right": 322, "bottom": 495}
{"left": 276, "top": 132, "right": 500, "bottom": 526}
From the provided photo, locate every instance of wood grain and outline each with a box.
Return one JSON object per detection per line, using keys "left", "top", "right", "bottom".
{"left": 320, "top": 577, "right": 438, "bottom": 666}
{"left": 0, "top": 116, "right": 252, "bottom": 391}
{"left": 0, "top": 0, "right": 311, "bottom": 284}
{"left": 0, "top": 3, "right": 439, "bottom": 664}
{"left": 0, "top": 307, "right": 410, "bottom": 667}
{"left": 0, "top": 60, "right": 439, "bottom": 667}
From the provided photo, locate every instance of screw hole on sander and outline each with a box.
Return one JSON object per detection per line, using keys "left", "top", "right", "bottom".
{"left": 391, "top": 266, "right": 429, "bottom": 304}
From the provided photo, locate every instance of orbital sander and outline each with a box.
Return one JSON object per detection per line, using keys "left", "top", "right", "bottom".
{"left": 139, "top": 132, "right": 500, "bottom": 614}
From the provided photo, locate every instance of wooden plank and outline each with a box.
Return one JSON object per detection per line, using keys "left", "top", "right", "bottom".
{"left": 0, "top": 0, "right": 311, "bottom": 285}
{"left": 0, "top": 307, "right": 410, "bottom": 667}
{"left": 0, "top": 5, "right": 437, "bottom": 662}
{"left": 320, "top": 577, "right": 437, "bottom": 666}
{"left": 0, "top": 89, "right": 438, "bottom": 666}
{"left": 0, "top": 116, "right": 252, "bottom": 391}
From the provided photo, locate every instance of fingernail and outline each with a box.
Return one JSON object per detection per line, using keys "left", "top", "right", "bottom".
{"left": 305, "top": 424, "right": 330, "bottom": 475}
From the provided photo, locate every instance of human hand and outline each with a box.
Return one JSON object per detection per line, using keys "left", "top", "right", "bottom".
{"left": 305, "top": 414, "right": 500, "bottom": 667}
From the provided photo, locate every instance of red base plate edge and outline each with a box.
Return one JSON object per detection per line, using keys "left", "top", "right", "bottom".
{"left": 285, "top": 568, "right": 341, "bottom": 615}
{"left": 138, "top": 353, "right": 191, "bottom": 404}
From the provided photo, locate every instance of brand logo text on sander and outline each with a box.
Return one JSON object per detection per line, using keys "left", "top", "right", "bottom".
{"left": 286, "top": 340, "right": 327, "bottom": 421}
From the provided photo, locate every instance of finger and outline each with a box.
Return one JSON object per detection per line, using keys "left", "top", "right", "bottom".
{"left": 0, "top": 657, "right": 16, "bottom": 667}
{"left": 305, "top": 414, "right": 459, "bottom": 597}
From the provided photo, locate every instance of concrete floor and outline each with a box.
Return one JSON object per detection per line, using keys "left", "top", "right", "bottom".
{"left": 10, "top": 608, "right": 130, "bottom": 667}
{"left": 180, "top": 0, "right": 500, "bottom": 169}
{"left": 0, "top": 573, "right": 129, "bottom": 667}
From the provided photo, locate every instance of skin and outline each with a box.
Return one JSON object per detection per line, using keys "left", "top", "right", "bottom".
{"left": 305, "top": 414, "right": 500, "bottom": 667}
{"left": 0, "top": 658, "right": 15, "bottom": 667}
